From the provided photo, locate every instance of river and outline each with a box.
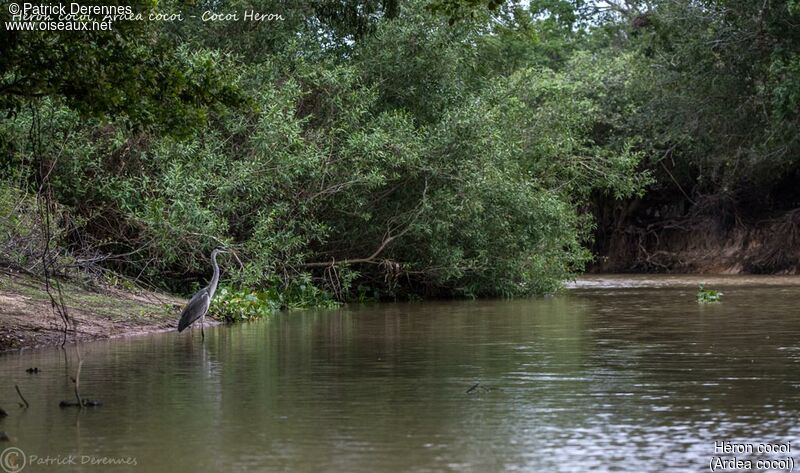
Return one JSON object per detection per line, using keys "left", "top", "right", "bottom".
{"left": 1, "top": 275, "right": 799, "bottom": 472}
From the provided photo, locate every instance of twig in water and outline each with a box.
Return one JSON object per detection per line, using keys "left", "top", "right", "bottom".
{"left": 15, "top": 385, "right": 29, "bottom": 409}
{"left": 59, "top": 344, "right": 101, "bottom": 408}
{"left": 73, "top": 357, "right": 83, "bottom": 409}
{"left": 466, "top": 382, "right": 480, "bottom": 394}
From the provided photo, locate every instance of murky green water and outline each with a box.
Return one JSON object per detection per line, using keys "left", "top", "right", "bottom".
{"left": 2, "top": 276, "right": 800, "bottom": 472}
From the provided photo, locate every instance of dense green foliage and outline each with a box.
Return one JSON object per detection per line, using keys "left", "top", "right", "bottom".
{"left": 632, "top": 0, "right": 800, "bottom": 201}
{"left": 211, "top": 282, "right": 338, "bottom": 323}
{"left": 2, "top": 0, "right": 797, "bottom": 302}
{"left": 0, "top": 1, "right": 246, "bottom": 134}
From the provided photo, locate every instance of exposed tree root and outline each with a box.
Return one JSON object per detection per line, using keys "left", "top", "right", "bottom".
{"left": 593, "top": 197, "right": 800, "bottom": 274}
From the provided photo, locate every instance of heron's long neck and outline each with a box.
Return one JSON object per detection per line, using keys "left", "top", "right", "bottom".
{"left": 209, "top": 253, "right": 221, "bottom": 298}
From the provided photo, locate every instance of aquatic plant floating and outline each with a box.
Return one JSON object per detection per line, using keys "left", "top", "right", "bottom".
{"left": 697, "top": 284, "right": 723, "bottom": 303}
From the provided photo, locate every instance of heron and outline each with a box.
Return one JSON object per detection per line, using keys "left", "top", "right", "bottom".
{"left": 178, "top": 248, "right": 228, "bottom": 339}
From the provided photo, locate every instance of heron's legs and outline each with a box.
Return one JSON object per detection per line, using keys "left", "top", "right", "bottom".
{"left": 201, "top": 313, "right": 205, "bottom": 340}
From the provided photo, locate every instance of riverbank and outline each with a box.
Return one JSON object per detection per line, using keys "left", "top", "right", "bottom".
{"left": 568, "top": 273, "right": 800, "bottom": 289}
{"left": 591, "top": 198, "right": 800, "bottom": 274}
{"left": 5, "top": 269, "right": 799, "bottom": 353}
{"left": 0, "top": 270, "right": 205, "bottom": 352}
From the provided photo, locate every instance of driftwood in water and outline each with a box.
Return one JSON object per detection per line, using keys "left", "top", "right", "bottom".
{"left": 60, "top": 357, "right": 102, "bottom": 407}
{"left": 73, "top": 358, "right": 83, "bottom": 408}
{"left": 466, "top": 382, "right": 499, "bottom": 395}
{"left": 59, "top": 399, "right": 102, "bottom": 408}
{"left": 14, "top": 385, "right": 28, "bottom": 408}
{"left": 57, "top": 345, "right": 102, "bottom": 408}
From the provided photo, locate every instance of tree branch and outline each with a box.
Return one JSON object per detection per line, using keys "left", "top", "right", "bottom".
{"left": 302, "top": 178, "right": 429, "bottom": 268}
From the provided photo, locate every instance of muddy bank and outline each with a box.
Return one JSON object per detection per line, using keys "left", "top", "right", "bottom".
{"left": 0, "top": 271, "right": 212, "bottom": 352}
{"left": 568, "top": 273, "right": 800, "bottom": 289}
{"left": 591, "top": 196, "right": 800, "bottom": 274}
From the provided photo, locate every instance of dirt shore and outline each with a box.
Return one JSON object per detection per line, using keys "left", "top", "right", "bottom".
{"left": 0, "top": 270, "right": 213, "bottom": 352}
{"left": 590, "top": 198, "right": 800, "bottom": 275}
